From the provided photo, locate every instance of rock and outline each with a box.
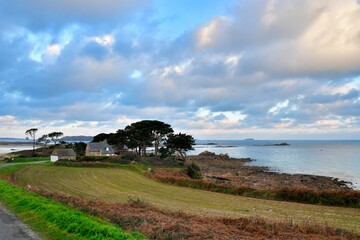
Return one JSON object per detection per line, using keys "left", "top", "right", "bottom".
{"left": 199, "top": 151, "right": 216, "bottom": 156}
{"left": 218, "top": 153, "right": 230, "bottom": 159}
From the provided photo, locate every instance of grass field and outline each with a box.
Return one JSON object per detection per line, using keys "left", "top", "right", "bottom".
{"left": 13, "top": 165, "right": 360, "bottom": 233}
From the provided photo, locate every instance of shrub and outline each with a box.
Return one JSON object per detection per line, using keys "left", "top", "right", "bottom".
{"left": 159, "top": 147, "right": 172, "bottom": 159}
{"left": 187, "top": 163, "right": 202, "bottom": 179}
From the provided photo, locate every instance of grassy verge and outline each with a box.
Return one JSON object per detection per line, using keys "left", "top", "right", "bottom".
{"left": 0, "top": 167, "right": 144, "bottom": 240}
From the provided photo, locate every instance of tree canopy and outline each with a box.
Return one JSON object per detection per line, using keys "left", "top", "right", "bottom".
{"left": 48, "top": 132, "right": 64, "bottom": 145}
{"left": 25, "top": 128, "right": 38, "bottom": 152}
{"left": 37, "top": 134, "right": 50, "bottom": 148}
{"left": 165, "top": 133, "right": 195, "bottom": 160}
{"left": 91, "top": 120, "right": 192, "bottom": 158}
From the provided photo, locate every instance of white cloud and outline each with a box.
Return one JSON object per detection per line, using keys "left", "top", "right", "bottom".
{"left": 196, "top": 16, "right": 230, "bottom": 49}
{"left": 93, "top": 35, "right": 115, "bottom": 47}
{"left": 268, "top": 100, "right": 289, "bottom": 115}
{"left": 195, "top": 0, "right": 360, "bottom": 78}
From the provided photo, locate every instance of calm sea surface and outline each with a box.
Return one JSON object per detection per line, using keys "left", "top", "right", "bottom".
{"left": 190, "top": 140, "right": 360, "bottom": 189}
{"left": 0, "top": 138, "right": 33, "bottom": 154}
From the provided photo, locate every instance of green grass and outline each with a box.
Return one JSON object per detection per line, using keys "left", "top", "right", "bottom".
{"left": 3, "top": 157, "right": 50, "bottom": 163}
{"left": 12, "top": 165, "right": 360, "bottom": 233}
{"left": 0, "top": 164, "right": 27, "bottom": 173}
{"left": 0, "top": 172, "right": 144, "bottom": 239}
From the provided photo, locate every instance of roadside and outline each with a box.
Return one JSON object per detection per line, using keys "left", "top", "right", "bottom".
{"left": 0, "top": 161, "right": 48, "bottom": 240}
{"left": 0, "top": 204, "right": 41, "bottom": 240}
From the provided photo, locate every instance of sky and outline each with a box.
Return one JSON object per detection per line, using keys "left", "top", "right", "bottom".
{"left": 1, "top": 0, "right": 360, "bottom": 140}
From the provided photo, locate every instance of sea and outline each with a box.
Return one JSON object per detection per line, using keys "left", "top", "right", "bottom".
{"left": 0, "top": 138, "right": 34, "bottom": 154}
{"left": 191, "top": 140, "right": 360, "bottom": 189}
{"left": 1, "top": 138, "right": 359, "bottom": 189}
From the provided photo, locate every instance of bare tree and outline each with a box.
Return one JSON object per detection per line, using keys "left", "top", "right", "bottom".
{"left": 37, "top": 134, "right": 50, "bottom": 148}
{"left": 25, "top": 128, "right": 38, "bottom": 153}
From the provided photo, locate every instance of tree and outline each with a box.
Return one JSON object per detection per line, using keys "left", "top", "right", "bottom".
{"left": 147, "top": 120, "right": 173, "bottom": 156}
{"left": 25, "top": 128, "right": 38, "bottom": 153}
{"left": 48, "top": 132, "right": 64, "bottom": 145}
{"left": 124, "top": 120, "right": 173, "bottom": 156}
{"left": 63, "top": 142, "right": 86, "bottom": 156}
{"left": 92, "top": 133, "right": 114, "bottom": 143}
{"left": 112, "top": 129, "right": 129, "bottom": 149}
{"left": 125, "top": 122, "right": 153, "bottom": 156}
{"left": 37, "top": 134, "right": 50, "bottom": 148}
{"left": 164, "top": 133, "right": 195, "bottom": 161}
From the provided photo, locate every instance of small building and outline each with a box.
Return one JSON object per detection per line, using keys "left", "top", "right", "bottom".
{"left": 85, "top": 141, "right": 115, "bottom": 156}
{"left": 51, "top": 149, "right": 76, "bottom": 162}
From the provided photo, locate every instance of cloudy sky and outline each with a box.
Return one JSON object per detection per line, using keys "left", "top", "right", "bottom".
{"left": 1, "top": 0, "right": 360, "bottom": 139}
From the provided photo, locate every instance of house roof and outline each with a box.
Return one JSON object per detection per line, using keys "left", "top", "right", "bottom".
{"left": 87, "top": 142, "right": 114, "bottom": 154}
{"left": 52, "top": 149, "right": 76, "bottom": 157}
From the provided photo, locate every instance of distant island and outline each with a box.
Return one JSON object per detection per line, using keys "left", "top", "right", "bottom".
{"left": 253, "top": 142, "right": 290, "bottom": 146}
{"left": 61, "top": 136, "right": 93, "bottom": 142}
{"left": 244, "top": 138, "right": 255, "bottom": 141}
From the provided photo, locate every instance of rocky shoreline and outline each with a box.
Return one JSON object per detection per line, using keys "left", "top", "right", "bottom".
{"left": 187, "top": 151, "right": 353, "bottom": 191}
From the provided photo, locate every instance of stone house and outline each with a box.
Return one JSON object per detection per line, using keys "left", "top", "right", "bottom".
{"left": 85, "top": 141, "right": 115, "bottom": 156}
{"left": 51, "top": 149, "right": 76, "bottom": 162}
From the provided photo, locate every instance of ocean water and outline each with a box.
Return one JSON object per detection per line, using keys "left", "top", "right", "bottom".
{"left": 0, "top": 138, "right": 34, "bottom": 154}
{"left": 190, "top": 140, "right": 360, "bottom": 189}
{"left": 0, "top": 145, "right": 34, "bottom": 154}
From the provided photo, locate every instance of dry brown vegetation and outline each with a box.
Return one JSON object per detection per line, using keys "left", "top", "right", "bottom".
{"left": 151, "top": 168, "right": 360, "bottom": 208}
{"left": 34, "top": 189, "right": 360, "bottom": 240}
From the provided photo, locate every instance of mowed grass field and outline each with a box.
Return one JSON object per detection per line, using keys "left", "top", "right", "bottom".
{"left": 15, "top": 165, "right": 360, "bottom": 233}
